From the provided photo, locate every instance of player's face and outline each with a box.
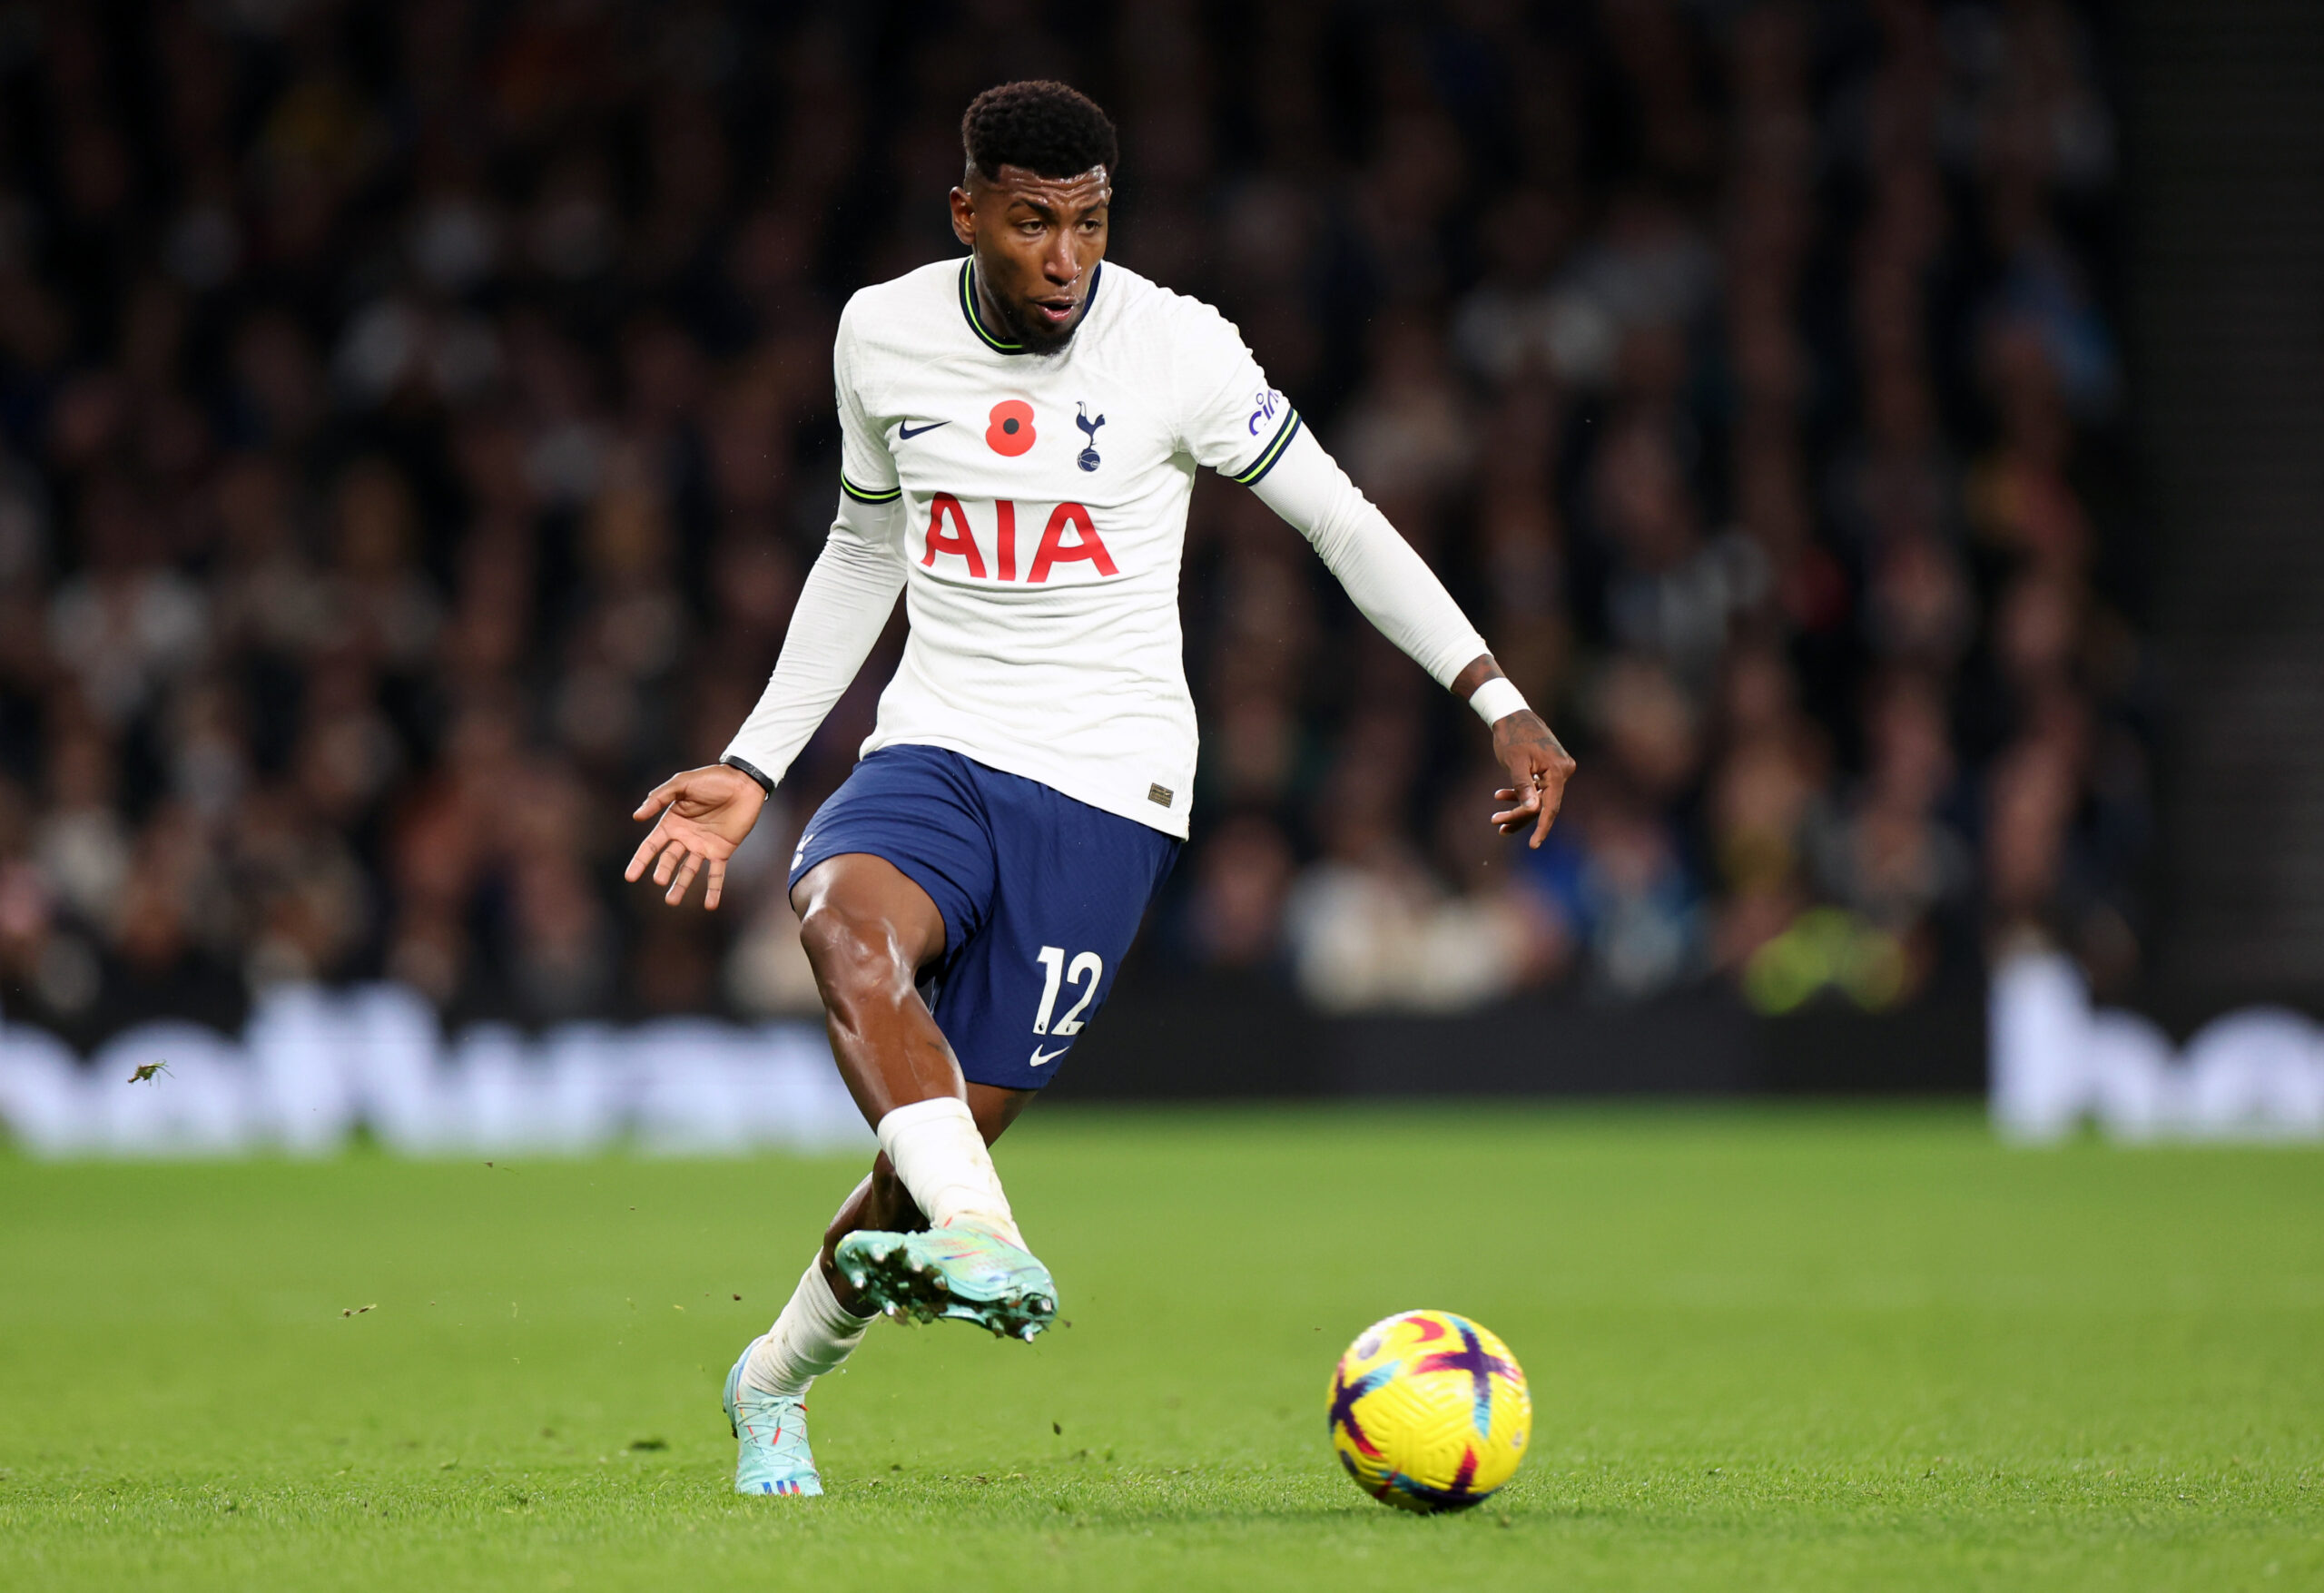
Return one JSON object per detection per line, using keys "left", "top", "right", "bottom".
{"left": 950, "top": 164, "right": 1111, "bottom": 352}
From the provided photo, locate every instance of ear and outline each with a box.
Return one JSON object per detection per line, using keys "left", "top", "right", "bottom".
{"left": 949, "top": 186, "right": 976, "bottom": 249}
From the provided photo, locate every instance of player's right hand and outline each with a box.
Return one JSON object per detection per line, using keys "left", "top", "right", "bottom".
{"left": 625, "top": 763, "right": 769, "bottom": 910}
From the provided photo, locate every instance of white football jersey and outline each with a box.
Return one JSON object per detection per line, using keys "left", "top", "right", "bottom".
{"left": 830, "top": 258, "right": 1305, "bottom": 839}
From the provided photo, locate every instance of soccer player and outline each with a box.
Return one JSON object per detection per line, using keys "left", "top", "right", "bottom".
{"left": 625, "top": 81, "right": 1574, "bottom": 1497}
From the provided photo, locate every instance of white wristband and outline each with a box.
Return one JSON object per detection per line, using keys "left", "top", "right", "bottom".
{"left": 1468, "top": 676, "right": 1529, "bottom": 727}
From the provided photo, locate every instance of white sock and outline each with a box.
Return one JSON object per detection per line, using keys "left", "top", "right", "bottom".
{"left": 740, "top": 1259, "right": 872, "bottom": 1399}
{"left": 875, "top": 1096, "right": 1025, "bottom": 1249}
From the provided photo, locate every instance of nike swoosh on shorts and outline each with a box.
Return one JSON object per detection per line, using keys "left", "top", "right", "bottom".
{"left": 1029, "top": 1045, "right": 1069, "bottom": 1067}
{"left": 897, "top": 420, "right": 950, "bottom": 439}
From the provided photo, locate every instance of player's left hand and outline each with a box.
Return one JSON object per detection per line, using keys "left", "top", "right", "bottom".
{"left": 1489, "top": 710, "right": 1576, "bottom": 850}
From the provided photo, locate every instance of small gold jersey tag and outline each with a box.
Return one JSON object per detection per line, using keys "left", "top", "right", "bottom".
{"left": 1147, "top": 783, "right": 1174, "bottom": 807}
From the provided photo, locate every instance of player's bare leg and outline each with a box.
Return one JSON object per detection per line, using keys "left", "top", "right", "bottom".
{"left": 724, "top": 856, "right": 1049, "bottom": 1494}
{"left": 790, "top": 851, "right": 978, "bottom": 1121}
{"left": 787, "top": 853, "right": 1056, "bottom": 1336}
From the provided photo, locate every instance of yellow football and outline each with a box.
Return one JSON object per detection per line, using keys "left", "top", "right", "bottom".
{"left": 1326, "top": 1309, "right": 1531, "bottom": 1512}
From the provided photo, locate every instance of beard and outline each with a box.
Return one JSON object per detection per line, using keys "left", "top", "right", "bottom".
{"left": 992, "top": 292, "right": 1086, "bottom": 353}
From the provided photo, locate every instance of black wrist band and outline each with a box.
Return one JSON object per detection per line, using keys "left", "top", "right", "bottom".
{"left": 720, "top": 754, "right": 774, "bottom": 797}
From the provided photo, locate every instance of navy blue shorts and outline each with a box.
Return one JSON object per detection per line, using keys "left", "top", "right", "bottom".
{"left": 787, "top": 745, "right": 1181, "bottom": 1091}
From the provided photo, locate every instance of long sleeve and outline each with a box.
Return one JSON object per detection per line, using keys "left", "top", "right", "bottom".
{"left": 1247, "top": 426, "right": 1489, "bottom": 688}
{"left": 1167, "top": 293, "right": 1489, "bottom": 690}
{"left": 720, "top": 491, "right": 906, "bottom": 787}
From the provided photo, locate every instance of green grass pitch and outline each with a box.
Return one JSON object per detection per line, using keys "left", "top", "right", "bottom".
{"left": 3, "top": 1105, "right": 2319, "bottom": 1590}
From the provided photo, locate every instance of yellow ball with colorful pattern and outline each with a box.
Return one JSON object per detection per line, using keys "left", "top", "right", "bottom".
{"left": 1326, "top": 1309, "right": 1531, "bottom": 1512}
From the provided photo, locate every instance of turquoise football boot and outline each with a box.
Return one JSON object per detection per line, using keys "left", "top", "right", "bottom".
{"left": 833, "top": 1224, "right": 1057, "bottom": 1341}
{"left": 722, "top": 1345, "right": 822, "bottom": 1497}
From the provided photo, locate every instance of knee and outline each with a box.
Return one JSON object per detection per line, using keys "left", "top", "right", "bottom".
{"left": 798, "top": 899, "right": 912, "bottom": 1010}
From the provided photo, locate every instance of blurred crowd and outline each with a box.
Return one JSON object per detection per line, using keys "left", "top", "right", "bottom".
{"left": 0, "top": 0, "right": 2148, "bottom": 1041}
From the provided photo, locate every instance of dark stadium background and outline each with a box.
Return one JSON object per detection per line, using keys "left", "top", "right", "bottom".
{"left": 0, "top": 0, "right": 2299, "bottom": 1099}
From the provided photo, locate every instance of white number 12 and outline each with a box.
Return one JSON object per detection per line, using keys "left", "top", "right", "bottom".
{"left": 1033, "top": 946, "right": 1104, "bottom": 1036}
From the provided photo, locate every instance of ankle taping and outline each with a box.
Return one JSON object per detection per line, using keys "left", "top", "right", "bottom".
{"left": 875, "top": 1096, "right": 1024, "bottom": 1248}
{"left": 742, "top": 1258, "right": 872, "bottom": 1399}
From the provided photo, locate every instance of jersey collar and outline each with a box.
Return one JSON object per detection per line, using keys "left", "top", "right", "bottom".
{"left": 959, "top": 259, "right": 1104, "bottom": 356}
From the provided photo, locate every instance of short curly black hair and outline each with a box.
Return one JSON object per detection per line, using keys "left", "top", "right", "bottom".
{"left": 961, "top": 81, "right": 1119, "bottom": 182}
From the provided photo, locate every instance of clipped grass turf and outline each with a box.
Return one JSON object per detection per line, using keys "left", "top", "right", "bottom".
{"left": 2, "top": 1104, "right": 2320, "bottom": 1590}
